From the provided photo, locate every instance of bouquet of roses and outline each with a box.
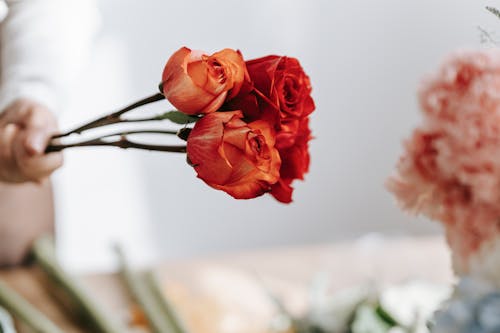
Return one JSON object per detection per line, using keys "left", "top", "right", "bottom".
{"left": 49, "top": 47, "right": 315, "bottom": 203}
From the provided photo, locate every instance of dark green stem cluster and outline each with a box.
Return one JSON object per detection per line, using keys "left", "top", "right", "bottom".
{"left": 46, "top": 93, "right": 195, "bottom": 153}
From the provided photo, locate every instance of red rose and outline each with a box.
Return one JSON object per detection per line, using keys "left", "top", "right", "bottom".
{"left": 227, "top": 55, "right": 315, "bottom": 203}
{"left": 271, "top": 118, "right": 312, "bottom": 203}
{"left": 187, "top": 111, "right": 281, "bottom": 199}
{"left": 226, "top": 55, "right": 315, "bottom": 148}
{"left": 162, "top": 47, "right": 248, "bottom": 115}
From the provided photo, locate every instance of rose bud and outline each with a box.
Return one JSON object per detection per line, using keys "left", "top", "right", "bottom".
{"left": 187, "top": 111, "right": 281, "bottom": 200}
{"left": 226, "top": 55, "right": 315, "bottom": 149}
{"left": 161, "top": 47, "right": 248, "bottom": 115}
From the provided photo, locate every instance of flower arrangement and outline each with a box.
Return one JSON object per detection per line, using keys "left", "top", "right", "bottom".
{"left": 48, "top": 47, "right": 315, "bottom": 203}
{"left": 386, "top": 48, "right": 500, "bottom": 267}
{"left": 387, "top": 7, "right": 500, "bottom": 331}
{"left": 269, "top": 279, "right": 449, "bottom": 333}
{"left": 0, "top": 46, "right": 316, "bottom": 332}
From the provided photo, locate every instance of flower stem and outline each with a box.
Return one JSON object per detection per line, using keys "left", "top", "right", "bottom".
{"left": 0, "top": 280, "right": 64, "bottom": 333}
{"left": 117, "top": 115, "right": 169, "bottom": 123}
{"left": 32, "top": 235, "right": 125, "bottom": 333}
{"left": 53, "top": 93, "right": 165, "bottom": 139}
{"left": 46, "top": 130, "right": 186, "bottom": 153}
{"left": 114, "top": 245, "right": 176, "bottom": 333}
{"left": 143, "top": 271, "right": 188, "bottom": 333}
{"left": 487, "top": 6, "right": 500, "bottom": 20}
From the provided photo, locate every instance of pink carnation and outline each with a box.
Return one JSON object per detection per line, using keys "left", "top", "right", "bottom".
{"left": 387, "top": 49, "right": 500, "bottom": 260}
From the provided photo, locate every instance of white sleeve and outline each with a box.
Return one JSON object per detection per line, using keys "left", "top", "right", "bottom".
{"left": 0, "top": 0, "right": 99, "bottom": 114}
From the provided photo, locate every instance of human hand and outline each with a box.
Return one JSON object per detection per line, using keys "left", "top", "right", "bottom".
{"left": 0, "top": 99, "right": 63, "bottom": 183}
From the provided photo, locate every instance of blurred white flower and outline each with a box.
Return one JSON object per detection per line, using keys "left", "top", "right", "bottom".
{"left": 381, "top": 280, "right": 451, "bottom": 333}
{"left": 307, "top": 274, "right": 375, "bottom": 332}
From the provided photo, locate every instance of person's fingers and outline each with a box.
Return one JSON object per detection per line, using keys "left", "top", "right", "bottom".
{"left": 0, "top": 99, "right": 39, "bottom": 127}
{"left": 14, "top": 132, "right": 63, "bottom": 181}
{"left": 16, "top": 151, "right": 64, "bottom": 182}
{"left": 17, "top": 106, "right": 58, "bottom": 156}
{"left": 24, "top": 127, "right": 50, "bottom": 156}
{"left": 0, "top": 124, "right": 19, "bottom": 181}
{"left": 0, "top": 124, "right": 17, "bottom": 162}
{"left": 0, "top": 100, "right": 62, "bottom": 183}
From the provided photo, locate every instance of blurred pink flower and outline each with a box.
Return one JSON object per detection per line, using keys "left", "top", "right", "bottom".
{"left": 387, "top": 49, "right": 500, "bottom": 261}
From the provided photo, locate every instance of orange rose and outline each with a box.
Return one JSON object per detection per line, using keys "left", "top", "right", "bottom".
{"left": 161, "top": 47, "right": 247, "bottom": 115}
{"left": 186, "top": 111, "right": 281, "bottom": 199}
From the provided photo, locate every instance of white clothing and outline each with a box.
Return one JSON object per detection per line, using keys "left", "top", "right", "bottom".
{"left": 0, "top": 0, "right": 99, "bottom": 113}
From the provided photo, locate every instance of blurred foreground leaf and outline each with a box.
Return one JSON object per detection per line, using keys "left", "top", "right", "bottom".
{"left": 0, "top": 279, "right": 62, "bottom": 333}
{"left": 351, "top": 304, "right": 393, "bottom": 333}
{"left": 32, "top": 236, "right": 124, "bottom": 333}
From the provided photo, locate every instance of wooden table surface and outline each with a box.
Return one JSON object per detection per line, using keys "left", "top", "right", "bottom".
{"left": 0, "top": 236, "right": 454, "bottom": 333}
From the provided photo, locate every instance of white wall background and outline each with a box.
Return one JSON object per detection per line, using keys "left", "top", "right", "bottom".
{"left": 56, "top": 0, "right": 497, "bottom": 272}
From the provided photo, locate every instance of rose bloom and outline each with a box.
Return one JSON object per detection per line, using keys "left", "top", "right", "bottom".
{"left": 271, "top": 118, "right": 312, "bottom": 203}
{"left": 387, "top": 49, "right": 500, "bottom": 264}
{"left": 227, "top": 55, "right": 315, "bottom": 148}
{"left": 186, "top": 111, "right": 281, "bottom": 200}
{"left": 226, "top": 55, "right": 315, "bottom": 202}
{"left": 162, "top": 47, "right": 248, "bottom": 115}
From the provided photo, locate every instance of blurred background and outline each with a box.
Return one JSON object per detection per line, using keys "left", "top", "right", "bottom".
{"left": 55, "top": 0, "right": 495, "bottom": 272}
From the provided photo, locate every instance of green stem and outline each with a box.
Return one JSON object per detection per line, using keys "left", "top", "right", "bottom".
{"left": 46, "top": 130, "right": 186, "bottom": 153}
{"left": 143, "top": 271, "right": 188, "bottom": 333}
{"left": 90, "top": 129, "right": 178, "bottom": 138}
{"left": 53, "top": 93, "right": 165, "bottom": 139}
{"left": 0, "top": 280, "right": 63, "bottom": 333}
{"left": 32, "top": 236, "right": 125, "bottom": 333}
{"left": 487, "top": 6, "right": 500, "bottom": 20}
{"left": 115, "top": 245, "right": 175, "bottom": 333}
{"left": 119, "top": 114, "right": 177, "bottom": 124}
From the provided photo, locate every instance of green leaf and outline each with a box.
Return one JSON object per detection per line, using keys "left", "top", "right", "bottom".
{"left": 351, "top": 304, "right": 392, "bottom": 333}
{"left": 157, "top": 111, "right": 199, "bottom": 124}
{"left": 375, "top": 304, "right": 400, "bottom": 327}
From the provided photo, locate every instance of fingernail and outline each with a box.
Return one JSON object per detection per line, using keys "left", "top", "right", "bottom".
{"left": 26, "top": 133, "right": 46, "bottom": 155}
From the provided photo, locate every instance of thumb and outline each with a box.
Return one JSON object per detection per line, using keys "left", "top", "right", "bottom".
{"left": 24, "top": 128, "right": 50, "bottom": 156}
